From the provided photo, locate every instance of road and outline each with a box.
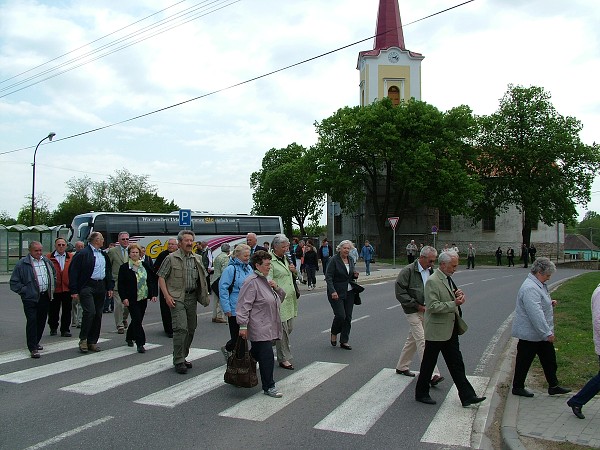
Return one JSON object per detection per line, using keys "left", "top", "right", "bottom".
{"left": 0, "top": 265, "right": 587, "bottom": 449}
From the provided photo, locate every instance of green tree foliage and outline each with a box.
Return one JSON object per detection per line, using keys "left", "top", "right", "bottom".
{"left": 568, "top": 211, "right": 600, "bottom": 248}
{"left": 0, "top": 210, "right": 17, "bottom": 225}
{"left": 250, "top": 143, "right": 324, "bottom": 236}
{"left": 17, "top": 194, "right": 52, "bottom": 225}
{"left": 314, "top": 97, "right": 482, "bottom": 240}
{"left": 51, "top": 170, "right": 179, "bottom": 226}
{"left": 475, "top": 85, "right": 600, "bottom": 245}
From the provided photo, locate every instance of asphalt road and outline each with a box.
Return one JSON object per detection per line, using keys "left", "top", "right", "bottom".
{"left": 0, "top": 265, "right": 588, "bottom": 450}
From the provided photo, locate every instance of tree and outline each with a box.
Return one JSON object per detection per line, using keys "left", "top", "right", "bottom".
{"left": 475, "top": 85, "right": 600, "bottom": 245}
{"left": 0, "top": 210, "right": 17, "bottom": 225}
{"left": 17, "top": 194, "right": 52, "bottom": 225}
{"left": 571, "top": 211, "right": 600, "bottom": 248}
{"left": 314, "top": 97, "right": 483, "bottom": 242}
{"left": 51, "top": 170, "right": 179, "bottom": 226}
{"left": 250, "top": 143, "right": 324, "bottom": 236}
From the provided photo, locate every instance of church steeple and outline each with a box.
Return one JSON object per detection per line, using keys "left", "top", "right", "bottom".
{"left": 374, "top": 0, "right": 405, "bottom": 51}
{"left": 357, "top": 0, "right": 424, "bottom": 106}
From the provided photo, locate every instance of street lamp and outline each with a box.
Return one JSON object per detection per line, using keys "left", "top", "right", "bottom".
{"left": 31, "top": 132, "right": 56, "bottom": 225}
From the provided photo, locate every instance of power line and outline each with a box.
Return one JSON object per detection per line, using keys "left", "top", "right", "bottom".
{"left": 0, "top": 0, "right": 476, "bottom": 156}
{"left": 0, "top": 0, "right": 240, "bottom": 98}
{"left": 0, "top": 0, "right": 188, "bottom": 85}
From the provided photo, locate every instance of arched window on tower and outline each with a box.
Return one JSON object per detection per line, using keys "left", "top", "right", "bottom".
{"left": 387, "top": 86, "right": 400, "bottom": 106}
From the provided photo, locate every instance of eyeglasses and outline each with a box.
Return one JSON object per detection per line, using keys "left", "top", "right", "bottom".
{"left": 56, "top": 243, "right": 67, "bottom": 247}
{"left": 120, "top": 238, "right": 129, "bottom": 241}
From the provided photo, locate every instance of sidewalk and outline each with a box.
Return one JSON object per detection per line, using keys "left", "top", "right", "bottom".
{"left": 501, "top": 338, "right": 600, "bottom": 449}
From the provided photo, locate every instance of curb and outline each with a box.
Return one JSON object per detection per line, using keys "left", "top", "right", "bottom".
{"left": 500, "top": 338, "right": 526, "bottom": 450}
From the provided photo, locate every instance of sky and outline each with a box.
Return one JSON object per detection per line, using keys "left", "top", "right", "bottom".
{"left": 0, "top": 0, "right": 599, "bottom": 226}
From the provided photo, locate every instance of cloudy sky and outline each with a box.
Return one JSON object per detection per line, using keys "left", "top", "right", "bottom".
{"left": 1, "top": 0, "right": 598, "bottom": 225}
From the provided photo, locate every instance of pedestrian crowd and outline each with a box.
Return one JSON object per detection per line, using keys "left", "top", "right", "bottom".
{"left": 11, "top": 232, "right": 589, "bottom": 418}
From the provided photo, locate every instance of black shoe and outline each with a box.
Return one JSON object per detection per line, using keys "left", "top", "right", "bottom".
{"left": 61, "top": 331, "right": 72, "bottom": 337}
{"left": 340, "top": 343, "right": 352, "bottom": 350}
{"left": 462, "top": 396, "right": 486, "bottom": 407}
{"left": 512, "top": 387, "right": 534, "bottom": 397}
{"left": 137, "top": 346, "right": 146, "bottom": 353}
{"left": 103, "top": 309, "right": 109, "bottom": 313}
{"left": 175, "top": 363, "right": 188, "bottom": 374}
{"left": 549, "top": 386, "right": 571, "bottom": 395}
{"left": 30, "top": 350, "right": 41, "bottom": 359}
{"left": 50, "top": 329, "right": 57, "bottom": 336}
{"left": 396, "top": 369, "right": 416, "bottom": 377}
{"left": 36, "top": 345, "right": 43, "bottom": 350}
{"left": 184, "top": 360, "right": 192, "bottom": 369}
{"left": 430, "top": 375, "right": 445, "bottom": 386}
{"left": 416, "top": 396, "right": 436, "bottom": 405}
{"left": 126, "top": 340, "right": 134, "bottom": 347}
{"left": 567, "top": 400, "right": 585, "bottom": 419}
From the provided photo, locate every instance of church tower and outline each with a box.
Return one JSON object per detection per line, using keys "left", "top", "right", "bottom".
{"left": 357, "top": 0, "right": 424, "bottom": 106}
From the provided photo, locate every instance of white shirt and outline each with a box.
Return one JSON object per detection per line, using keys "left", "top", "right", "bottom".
{"left": 31, "top": 257, "right": 49, "bottom": 292}
{"left": 417, "top": 260, "right": 431, "bottom": 286}
{"left": 54, "top": 251, "right": 66, "bottom": 271}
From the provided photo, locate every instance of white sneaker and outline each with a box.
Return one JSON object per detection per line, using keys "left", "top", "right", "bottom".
{"left": 264, "top": 387, "right": 283, "bottom": 398}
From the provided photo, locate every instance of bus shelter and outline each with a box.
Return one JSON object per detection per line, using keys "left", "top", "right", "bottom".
{"left": 0, "top": 224, "right": 67, "bottom": 273}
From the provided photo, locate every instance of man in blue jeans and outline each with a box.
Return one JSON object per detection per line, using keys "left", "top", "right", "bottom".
{"left": 360, "top": 240, "right": 375, "bottom": 276}
{"left": 318, "top": 239, "right": 333, "bottom": 274}
{"left": 567, "top": 283, "right": 600, "bottom": 419}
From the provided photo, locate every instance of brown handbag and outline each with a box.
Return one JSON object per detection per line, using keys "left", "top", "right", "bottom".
{"left": 224, "top": 337, "right": 258, "bottom": 388}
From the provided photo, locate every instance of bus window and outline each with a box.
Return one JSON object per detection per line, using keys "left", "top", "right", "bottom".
{"left": 104, "top": 215, "right": 138, "bottom": 244}
{"left": 238, "top": 217, "right": 260, "bottom": 233}
{"left": 193, "top": 218, "right": 217, "bottom": 234}
{"left": 214, "top": 217, "right": 238, "bottom": 234}
{"left": 259, "top": 217, "right": 282, "bottom": 233}
{"left": 165, "top": 217, "right": 182, "bottom": 234}
{"left": 138, "top": 216, "right": 167, "bottom": 235}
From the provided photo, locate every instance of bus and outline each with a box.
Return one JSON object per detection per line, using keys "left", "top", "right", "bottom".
{"left": 68, "top": 212, "right": 284, "bottom": 259}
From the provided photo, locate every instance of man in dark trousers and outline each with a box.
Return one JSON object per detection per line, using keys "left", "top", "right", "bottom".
{"left": 46, "top": 237, "right": 73, "bottom": 337}
{"left": 69, "top": 232, "right": 113, "bottom": 353}
{"left": 154, "top": 238, "right": 178, "bottom": 337}
{"left": 10, "top": 241, "right": 56, "bottom": 358}
{"left": 415, "top": 251, "right": 486, "bottom": 407}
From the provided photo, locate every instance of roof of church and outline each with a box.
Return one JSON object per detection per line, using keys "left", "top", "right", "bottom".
{"left": 358, "top": 0, "right": 422, "bottom": 60}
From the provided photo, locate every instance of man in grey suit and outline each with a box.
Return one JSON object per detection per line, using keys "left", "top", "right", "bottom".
{"left": 107, "top": 231, "right": 130, "bottom": 334}
{"left": 415, "top": 251, "right": 486, "bottom": 407}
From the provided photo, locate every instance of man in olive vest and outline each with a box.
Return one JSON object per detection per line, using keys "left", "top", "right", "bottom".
{"left": 158, "top": 230, "right": 209, "bottom": 374}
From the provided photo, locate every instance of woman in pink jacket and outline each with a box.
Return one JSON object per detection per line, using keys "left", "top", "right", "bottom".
{"left": 236, "top": 250, "right": 286, "bottom": 398}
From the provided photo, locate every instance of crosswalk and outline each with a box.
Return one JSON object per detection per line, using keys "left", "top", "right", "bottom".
{"left": 0, "top": 339, "right": 490, "bottom": 446}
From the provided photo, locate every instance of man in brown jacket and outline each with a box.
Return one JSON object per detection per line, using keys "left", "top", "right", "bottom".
{"left": 46, "top": 237, "right": 73, "bottom": 337}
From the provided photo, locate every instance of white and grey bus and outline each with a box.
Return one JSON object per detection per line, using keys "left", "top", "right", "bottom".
{"left": 68, "top": 212, "right": 284, "bottom": 259}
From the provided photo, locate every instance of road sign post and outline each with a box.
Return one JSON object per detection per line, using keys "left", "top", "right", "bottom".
{"left": 431, "top": 225, "right": 438, "bottom": 250}
{"left": 388, "top": 217, "right": 399, "bottom": 268}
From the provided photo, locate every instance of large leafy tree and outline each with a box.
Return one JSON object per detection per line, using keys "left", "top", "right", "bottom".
{"left": 475, "top": 85, "right": 600, "bottom": 245}
{"left": 250, "top": 143, "right": 324, "bottom": 236}
{"left": 52, "top": 170, "right": 179, "bottom": 226}
{"left": 0, "top": 210, "right": 17, "bottom": 225}
{"left": 314, "top": 97, "right": 483, "bottom": 240}
{"left": 567, "top": 211, "right": 600, "bottom": 248}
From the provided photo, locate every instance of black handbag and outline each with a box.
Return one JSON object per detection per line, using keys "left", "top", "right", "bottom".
{"left": 350, "top": 281, "right": 365, "bottom": 305}
{"left": 224, "top": 338, "right": 258, "bottom": 388}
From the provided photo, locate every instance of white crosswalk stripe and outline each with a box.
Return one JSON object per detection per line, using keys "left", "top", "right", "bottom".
{"left": 219, "top": 361, "right": 347, "bottom": 421}
{"left": 60, "top": 348, "right": 216, "bottom": 395}
{"left": 314, "top": 368, "right": 413, "bottom": 435}
{"left": 421, "top": 375, "right": 490, "bottom": 447}
{"left": 135, "top": 364, "right": 227, "bottom": 408}
{"left": 0, "top": 343, "right": 161, "bottom": 384}
{"left": 0, "top": 338, "right": 109, "bottom": 366}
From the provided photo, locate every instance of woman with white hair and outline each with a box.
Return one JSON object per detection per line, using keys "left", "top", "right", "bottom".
{"left": 511, "top": 257, "right": 571, "bottom": 397}
{"left": 325, "top": 240, "right": 359, "bottom": 350}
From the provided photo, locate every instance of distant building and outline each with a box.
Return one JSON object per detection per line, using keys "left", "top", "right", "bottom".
{"left": 564, "top": 234, "right": 600, "bottom": 261}
{"left": 326, "top": 0, "right": 564, "bottom": 257}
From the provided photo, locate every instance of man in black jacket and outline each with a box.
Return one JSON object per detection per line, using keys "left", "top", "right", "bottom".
{"left": 69, "top": 232, "right": 114, "bottom": 353}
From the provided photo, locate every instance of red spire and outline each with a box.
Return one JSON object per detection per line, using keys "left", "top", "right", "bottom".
{"left": 374, "top": 0, "right": 405, "bottom": 50}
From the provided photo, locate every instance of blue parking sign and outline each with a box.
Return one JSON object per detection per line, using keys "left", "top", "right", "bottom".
{"left": 179, "top": 209, "right": 192, "bottom": 227}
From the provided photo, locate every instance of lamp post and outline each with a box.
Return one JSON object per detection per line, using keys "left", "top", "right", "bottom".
{"left": 31, "top": 132, "right": 56, "bottom": 226}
